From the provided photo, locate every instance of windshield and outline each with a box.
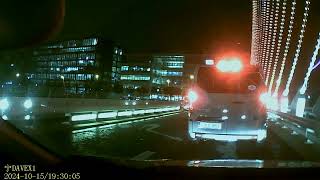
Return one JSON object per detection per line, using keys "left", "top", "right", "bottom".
{"left": 197, "top": 67, "right": 262, "bottom": 93}
{"left": 1, "top": 0, "right": 320, "bottom": 167}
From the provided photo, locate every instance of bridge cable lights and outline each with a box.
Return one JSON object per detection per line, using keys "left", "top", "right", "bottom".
{"left": 256, "top": 0, "right": 261, "bottom": 64}
{"left": 268, "top": 0, "right": 287, "bottom": 94}
{"left": 258, "top": 0, "right": 267, "bottom": 65}
{"left": 274, "top": 0, "right": 297, "bottom": 96}
{"left": 265, "top": 0, "right": 281, "bottom": 86}
{"left": 261, "top": 0, "right": 270, "bottom": 69}
{"left": 262, "top": 1, "right": 274, "bottom": 75}
{"left": 264, "top": 0, "right": 278, "bottom": 79}
{"left": 251, "top": 0, "right": 259, "bottom": 65}
{"left": 259, "top": 0, "right": 268, "bottom": 65}
{"left": 263, "top": 0, "right": 273, "bottom": 72}
{"left": 299, "top": 33, "right": 320, "bottom": 95}
{"left": 296, "top": 33, "right": 320, "bottom": 117}
{"left": 282, "top": 0, "right": 310, "bottom": 97}
{"left": 253, "top": 0, "right": 263, "bottom": 65}
{"left": 262, "top": 1, "right": 275, "bottom": 76}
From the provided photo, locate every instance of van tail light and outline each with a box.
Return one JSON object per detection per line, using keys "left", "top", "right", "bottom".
{"left": 188, "top": 90, "right": 198, "bottom": 103}
{"left": 259, "top": 92, "right": 269, "bottom": 105}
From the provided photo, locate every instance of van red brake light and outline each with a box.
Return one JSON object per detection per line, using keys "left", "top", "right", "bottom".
{"left": 216, "top": 59, "right": 243, "bottom": 72}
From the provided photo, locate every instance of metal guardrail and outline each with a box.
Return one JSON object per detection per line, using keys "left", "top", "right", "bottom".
{"left": 270, "top": 110, "right": 320, "bottom": 144}
{"left": 68, "top": 106, "right": 181, "bottom": 122}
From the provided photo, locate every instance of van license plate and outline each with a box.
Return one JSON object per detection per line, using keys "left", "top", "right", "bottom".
{"left": 199, "top": 122, "right": 222, "bottom": 129}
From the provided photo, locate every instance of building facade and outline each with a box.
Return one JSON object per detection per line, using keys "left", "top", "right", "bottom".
{"left": 120, "top": 55, "right": 152, "bottom": 90}
{"left": 119, "top": 54, "right": 185, "bottom": 100}
{"left": 28, "top": 38, "right": 123, "bottom": 97}
{"left": 151, "top": 55, "right": 185, "bottom": 87}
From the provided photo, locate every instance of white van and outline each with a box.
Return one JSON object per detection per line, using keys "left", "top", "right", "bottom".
{"left": 187, "top": 60, "right": 267, "bottom": 142}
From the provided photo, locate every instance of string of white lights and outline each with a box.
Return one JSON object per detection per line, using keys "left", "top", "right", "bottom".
{"left": 299, "top": 33, "right": 320, "bottom": 95}
{"left": 274, "top": 0, "right": 296, "bottom": 95}
{"left": 257, "top": 0, "right": 262, "bottom": 64}
{"left": 255, "top": 0, "right": 260, "bottom": 64}
{"left": 251, "top": 0, "right": 259, "bottom": 65}
{"left": 265, "top": 0, "right": 281, "bottom": 85}
{"left": 283, "top": 0, "right": 311, "bottom": 96}
{"left": 259, "top": 0, "right": 268, "bottom": 65}
{"left": 262, "top": 1, "right": 275, "bottom": 76}
{"left": 261, "top": 0, "right": 270, "bottom": 71}
{"left": 268, "top": 0, "right": 287, "bottom": 94}
{"left": 259, "top": 0, "right": 267, "bottom": 65}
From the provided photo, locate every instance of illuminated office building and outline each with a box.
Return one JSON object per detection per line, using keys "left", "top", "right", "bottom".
{"left": 151, "top": 55, "right": 185, "bottom": 87}
{"left": 120, "top": 55, "right": 185, "bottom": 100}
{"left": 120, "top": 55, "right": 152, "bottom": 90}
{"left": 28, "top": 38, "right": 123, "bottom": 96}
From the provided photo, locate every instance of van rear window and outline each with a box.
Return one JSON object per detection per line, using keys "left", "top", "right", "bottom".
{"left": 197, "top": 67, "right": 262, "bottom": 93}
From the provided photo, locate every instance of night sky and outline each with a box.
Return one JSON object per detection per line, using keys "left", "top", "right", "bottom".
{"left": 57, "top": 0, "right": 252, "bottom": 57}
{"left": 55, "top": 0, "right": 319, "bottom": 96}
{"left": 0, "top": 0, "right": 319, "bottom": 97}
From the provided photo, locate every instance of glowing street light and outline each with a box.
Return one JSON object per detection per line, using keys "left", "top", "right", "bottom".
{"left": 0, "top": 98, "right": 9, "bottom": 111}
{"left": 16, "top": 73, "right": 20, "bottom": 78}
{"left": 189, "top": 75, "right": 194, "bottom": 80}
{"left": 23, "top": 99, "right": 33, "bottom": 109}
{"left": 95, "top": 74, "right": 100, "bottom": 80}
{"left": 166, "top": 79, "right": 171, "bottom": 86}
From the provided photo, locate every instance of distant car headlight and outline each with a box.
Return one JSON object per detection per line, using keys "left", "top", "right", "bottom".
{"left": 24, "top": 99, "right": 33, "bottom": 109}
{"left": 1, "top": 115, "right": 8, "bottom": 120}
{"left": 24, "top": 114, "right": 31, "bottom": 120}
{"left": 0, "top": 98, "right": 9, "bottom": 111}
{"left": 132, "top": 101, "right": 137, "bottom": 105}
{"left": 125, "top": 101, "right": 129, "bottom": 105}
{"left": 257, "top": 129, "right": 267, "bottom": 142}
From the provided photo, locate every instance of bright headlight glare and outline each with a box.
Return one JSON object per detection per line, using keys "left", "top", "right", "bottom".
{"left": 24, "top": 99, "right": 33, "bottom": 109}
{"left": 0, "top": 98, "right": 9, "bottom": 111}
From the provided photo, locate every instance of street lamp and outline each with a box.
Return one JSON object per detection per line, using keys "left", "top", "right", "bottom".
{"left": 166, "top": 79, "right": 171, "bottom": 86}
{"left": 190, "top": 75, "right": 194, "bottom": 80}
{"left": 95, "top": 74, "right": 99, "bottom": 80}
{"left": 16, "top": 73, "right": 20, "bottom": 78}
{"left": 60, "top": 75, "right": 66, "bottom": 97}
{"left": 23, "top": 99, "right": 33, "bottom": 109}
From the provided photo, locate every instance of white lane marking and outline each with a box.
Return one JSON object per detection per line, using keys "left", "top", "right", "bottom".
{"left": 145, "top": 124, "right": 183, "bottom": 142}
{"left": 131, "top": 151, "right": 155, "bottom": 160}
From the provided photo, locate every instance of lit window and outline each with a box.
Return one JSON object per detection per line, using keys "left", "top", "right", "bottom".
{"left": 120, "top": 75, "right": 151, "bottom": 81}
{"left": 93, "top": 38, "right": 98, "bottom": 45}
{"left": 121, "top": 66, "right": 129, "bottom": 71}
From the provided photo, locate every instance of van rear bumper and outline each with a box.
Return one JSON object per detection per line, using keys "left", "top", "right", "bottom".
{"left": 194, "top": 133, "right": 257, "bottom": 142}
{"left": 188, "top": 129, "right": 267, "bottom": 142}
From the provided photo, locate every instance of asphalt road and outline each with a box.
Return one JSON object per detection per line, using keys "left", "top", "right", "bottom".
{"left": 69, "top": 112, "right": 320, "bottom": 161}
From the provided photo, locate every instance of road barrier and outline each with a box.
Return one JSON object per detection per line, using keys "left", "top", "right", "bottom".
{"left": 69, "top": 106, "right": 181, "bottom": 122}
{"left": 0, "top": 96, "right": 179, "bottom": 121}
{"left": 270, "top": 110, "right": 320, "bottom": 144}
